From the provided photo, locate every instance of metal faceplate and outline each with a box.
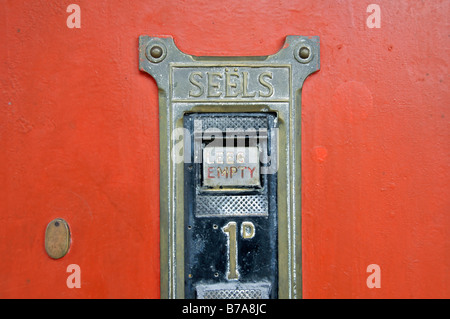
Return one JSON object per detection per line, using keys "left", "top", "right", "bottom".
{"left": 138, "top": 35, "right": 320, "bottom": 299}
{"left": 184, "top": 112, "right": 278, "bottom": 299}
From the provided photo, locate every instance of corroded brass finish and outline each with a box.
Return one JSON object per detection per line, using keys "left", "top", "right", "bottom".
{"left": 139, "top": 35, "right": 320, "bottom": 299}
{"left": 45, "top": 218, "right": 70, "bottom": 259}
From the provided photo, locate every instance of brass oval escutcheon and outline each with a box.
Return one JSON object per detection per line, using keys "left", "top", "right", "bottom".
{"left": 45, "top": 218, "right": 70, "bottom": 259}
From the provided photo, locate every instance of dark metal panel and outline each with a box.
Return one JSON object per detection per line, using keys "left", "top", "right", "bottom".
{"left": 184, "top": 113, "right": 278, "bottom": 299}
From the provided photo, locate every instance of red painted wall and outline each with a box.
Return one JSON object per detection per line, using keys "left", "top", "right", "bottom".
{"left": 0, "top": 0, "right": 448, "bottom": 298}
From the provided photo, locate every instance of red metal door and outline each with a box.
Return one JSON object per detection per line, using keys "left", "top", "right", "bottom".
{"left": 0, "top": 0, "right": 448, "bottom": 298}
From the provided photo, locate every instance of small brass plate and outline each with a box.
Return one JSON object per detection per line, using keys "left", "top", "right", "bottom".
{"left": 45, "top": 218, "right": 70, "bottom": 259}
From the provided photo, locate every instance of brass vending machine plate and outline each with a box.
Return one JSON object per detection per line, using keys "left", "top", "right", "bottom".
{"left": 139, "top": 35, "right": 320, "bottom": 299}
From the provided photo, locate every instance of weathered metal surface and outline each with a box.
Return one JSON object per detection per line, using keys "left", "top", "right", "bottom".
{"left": 139, "top": 35, "right": 319, "bottom": 299}
{"left": 196, "top": 282, "right": 271, "bottom": 299}
{"left": 184, "top": 112, "right": 278, "bottom": 299}
{"left": 45, "top": 218, "right": 70, "bottom": 259}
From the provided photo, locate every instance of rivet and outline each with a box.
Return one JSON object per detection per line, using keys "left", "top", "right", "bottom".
{"left": 150, "top": 45, "right": 163, "bottom": 59}
{"left": 145, "top": 41, "right": 167, "bottom": 63}
{"left": 299, "top": 46, "right": 310, "bottom": 59}
{"left": 295, "top": 43, "right": 313, "bottom": 63}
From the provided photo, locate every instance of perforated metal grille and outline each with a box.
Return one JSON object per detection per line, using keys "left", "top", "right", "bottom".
{"left": 195, "top": 195, "right": 268, "bottom": 217}
{"left": 196, "top": 283, "right": 271, "bottom": 299}
{"left": 199, "top": 116, "right": 267, "bottom": 131}
{"left": 203, "top": 289, "right": 263, "bottom": 299}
